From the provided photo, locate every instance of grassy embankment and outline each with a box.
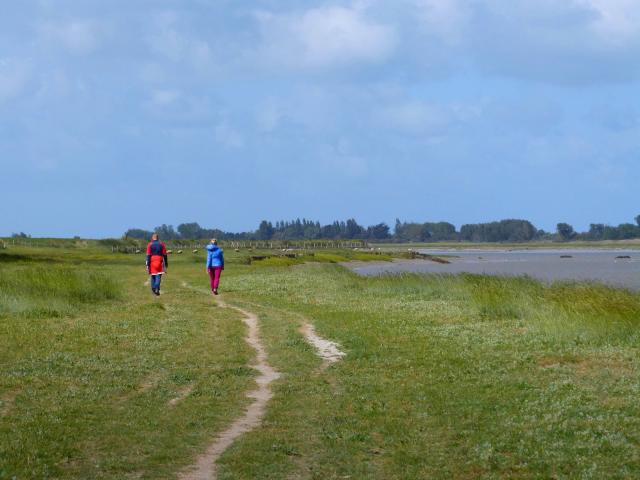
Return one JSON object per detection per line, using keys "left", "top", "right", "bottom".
{"left": 2, "top": 245, "right": 640, "bottom": 478}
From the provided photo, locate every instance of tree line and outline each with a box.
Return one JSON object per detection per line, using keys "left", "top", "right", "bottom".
{"left": 123, "top": 215, "right": 640, "bottom": 243}
{"left": 557, "top": 216, "right": 640, "bottom": 241}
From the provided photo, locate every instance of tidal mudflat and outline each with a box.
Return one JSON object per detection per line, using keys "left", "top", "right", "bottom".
{"left": 349, "top": 249, "right": 640, "bottom": 289}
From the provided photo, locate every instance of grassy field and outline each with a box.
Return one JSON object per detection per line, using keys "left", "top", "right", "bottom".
{"left": 1, "top": 245, "right": 640, "bottom": 478}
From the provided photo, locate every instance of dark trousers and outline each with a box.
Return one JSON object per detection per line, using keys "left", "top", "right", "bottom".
{"left": 150, "top": 274, "right": 162, "bottom": 291}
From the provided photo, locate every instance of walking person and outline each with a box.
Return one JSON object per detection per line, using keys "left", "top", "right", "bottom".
{"left": 146, "top": 233, "right": 168, "bottom": 296}
{"left": 206, "top": 238, "right": 224, "bottom": 295}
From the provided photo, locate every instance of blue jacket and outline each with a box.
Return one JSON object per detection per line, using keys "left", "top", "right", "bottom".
{"left": 206, "top": 244, "right": 224, "bottom": 268}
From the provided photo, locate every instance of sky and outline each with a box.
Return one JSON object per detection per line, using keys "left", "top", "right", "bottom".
{"left": 2, "top": 0, "right": 640, "bottom": 238}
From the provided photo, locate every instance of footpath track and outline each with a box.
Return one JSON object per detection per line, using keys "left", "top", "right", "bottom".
{"left": 179, "top": 280, "right": 345, "bottom": 479}
{"left": 179, "top": 296, "right": 280, "bottom": 480}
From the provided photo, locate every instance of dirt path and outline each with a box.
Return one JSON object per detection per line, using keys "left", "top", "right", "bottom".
{"left": 177, "top": 280, "right": 343, "bottom": 478}
{"left": 300, "top": 323, "right": 345, "bottom": 370}
{"left": 223, "top": 298, "right": 347, "bottom": 369}
{"left": 180, "top": 298, "right": 280, "bottom": 480}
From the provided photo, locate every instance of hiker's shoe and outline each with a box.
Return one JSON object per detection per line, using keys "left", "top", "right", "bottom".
{"left": 213, "top": 289, "right": 218, "bottom": 295}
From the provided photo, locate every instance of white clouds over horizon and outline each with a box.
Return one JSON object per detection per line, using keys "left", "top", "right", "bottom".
{"left": 252, "top": 5, "right": 398, "bottom": 70}
{"left": 2, "top": 0, "right": 640, "bottom": 236}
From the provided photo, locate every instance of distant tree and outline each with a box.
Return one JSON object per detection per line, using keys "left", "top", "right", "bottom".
{"left": 256, "top": 220, "right": 275, "bottom": 240}
{"left": 320, "top": 222, "right": 340, "bottom": 239}
{"left": 124, "top": 228, "right": 153, "bottom": 240}
{"left": 617, "top": 223, "right": 639, "bottom": 239}
{"left": 367, "top": 223, "right": 390, "bottom": 240}
{"left": 124, "top": 216, "right": 640, "bottom": 244}
{"left": 345, "top": 218, "right": 365, "bottom": 239}
{"left": 11, "top": 232, "right": 30, "bottom": 238}
{"left": 177, "top": 222, "right": 204, "bottom": 239}
{"left": 503, "top": 219, "right": 537, "bottom": 241}
{"left": 154, "top": 224, "right": 179, "bottom": 240}
{"left": 424, "top": 222, "right": 457, "bottom": 241}
{"left": 603, "top": 226, "right": 620, "bottom": 240}
{"left": 303, "top": 221, "right": 321, "bottom": 239}
{"left": 394, "top": 221, "right": 430, "bottom": 242}
{"left": 556, "top": 223, "right": 576, "bottom": 241}
{"left": 587, "top": 223, "right": 605, "bottom": 240}
{"left": 460, "top": 220, "right": 536, "bottom": 242}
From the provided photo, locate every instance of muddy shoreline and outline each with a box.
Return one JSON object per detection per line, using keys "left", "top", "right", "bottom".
{"left": 344, "top": 249, "right": 640, "bottom": 290}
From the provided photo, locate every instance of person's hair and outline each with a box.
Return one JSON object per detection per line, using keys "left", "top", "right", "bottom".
{"left": 151, "top": 233, "right": 159, "bottom": 241}
{"left": 211, "top": 238, "right": 218, "bottom": 245}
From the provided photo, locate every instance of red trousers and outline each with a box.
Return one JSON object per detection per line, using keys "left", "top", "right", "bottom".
{"left": 208, "top": 267, "right": 222, "bottom": 290}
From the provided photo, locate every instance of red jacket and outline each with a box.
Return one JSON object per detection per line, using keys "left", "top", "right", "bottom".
{"left": 146, "top": 240, "right": 168, "bottom": 274}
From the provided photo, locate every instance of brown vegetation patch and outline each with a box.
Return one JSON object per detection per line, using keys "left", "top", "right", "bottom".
{"left": 168, "top": 384, "right": 195, "bottom": 407}
{"left": 118, "top": 373, "right": 162, "bottom": 403}
{"left": 537, "top": 354, "right": 635, "bottom": 378}
{"left": 0, "top": 389, "right": 21, "bottom": 417}
{"left": 572, "top": 357, "right": 635, "bottom": 378}
{"left": 537, "top": 354, "right": 581, "bottom": 369}
{"left": 600, "top": 396, "right": 628, "bottom": 409}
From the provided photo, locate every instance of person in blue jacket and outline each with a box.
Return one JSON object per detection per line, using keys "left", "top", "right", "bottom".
{"left": 206, "top": 238, "right": 224, "bottom": 295}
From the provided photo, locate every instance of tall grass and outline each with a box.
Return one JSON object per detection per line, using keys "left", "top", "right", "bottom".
{"left": 216, "top": 264, "right": 640, "bottom": 478}
{"left": 0, "top": 265, "right": 120, "bottom": 317}
{"left": 454, "top": 273, "right": 640, "bottom": 341}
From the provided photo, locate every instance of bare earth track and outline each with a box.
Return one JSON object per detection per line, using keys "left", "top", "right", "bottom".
{"left": 300, "top": 323, "right": 345, "bottom": 370}
{"left": 178, "top": 280, "right": 345, "bottom": 479}
{"left": 179, "top": 299, "right": 280, "bottom": 480}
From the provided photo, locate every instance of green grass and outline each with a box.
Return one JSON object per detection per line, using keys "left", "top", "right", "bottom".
{"left": 211, "top": 266, "right": 640, "bottom": 479}
{"left": 0, "top": 250, "right": 254, "bottom": 479}
{"left": 247, "top": 250, "right": 393, "bottom": 267}
{"left": 0, "top": 265, "right": 121, "bottom": 317}
{"left": 1, "top": 246, "right": 640, "bottom": 478}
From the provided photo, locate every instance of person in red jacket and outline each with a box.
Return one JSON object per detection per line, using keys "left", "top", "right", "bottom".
{"left": 146, "top": 233, "right": 168, "bottom": 295}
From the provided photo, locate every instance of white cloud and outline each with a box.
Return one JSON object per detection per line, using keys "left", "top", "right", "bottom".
{"left": 214, "top": 121, "right": 244, "bottom": 149}
{"left": 580, "top": 0, "right": 640, "bottom": 47}
{"left": 254, "top": 5, "right": 397, "bottom": 70}
{"left": 0, "top": 58, "right": 32, "bottom": 103}
{"left": 33, "top": 68, "right": 74, "bottom": 102}
{"left": 146, "top": 11, "right": 213, "bottom": 69}
{"left": 413, "top": 0, "right": 471, "bottom": 45}
{"left": 445, "top": 0, "right": 640, "bottom": 83}
{"left": 321, "top": 139, "right": 369, "bottom": 177}
{"left": 151, "top": 89, "right": 181, "bottom": 107}
{"left": 377, "top": 101, "right": 455, "bottom": 135}
{"left": 256, "top": 98, "right": 284, "bottom": 132}
{"left": 39, "top": 20, "right": 102, "bottom": 55}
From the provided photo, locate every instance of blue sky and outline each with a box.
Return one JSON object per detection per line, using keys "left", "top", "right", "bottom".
{"left": 2, "top": 0, "right": 639, "bottom": 237}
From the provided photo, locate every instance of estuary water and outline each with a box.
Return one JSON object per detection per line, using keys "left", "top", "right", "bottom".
{"left": 348, "top": 249, "right": 640, "bottom": 290}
